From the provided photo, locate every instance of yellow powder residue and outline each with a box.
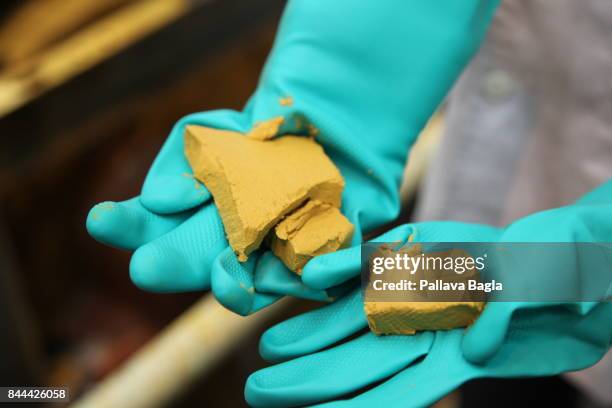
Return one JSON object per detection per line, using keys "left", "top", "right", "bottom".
{"left": 90, "top": 202, "right": 115, "bottom": 221}
{"left": 279, "top": 96, "right": 294, "bottom": 107}
{"left": 307, "top": 124, "right": 319, "bottom": 138}
{"left": 248, "top": 116, "right": 284, "bottom": 141}
{"left": 294, "top": 117, "right": 303, "bottom": 130}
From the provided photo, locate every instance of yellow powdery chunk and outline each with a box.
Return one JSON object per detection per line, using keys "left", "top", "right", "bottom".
{"left": 363, "top": 244, "right": 485, "bottom": 335}
{"left": 270, "top": 200, "right": 354, "bottom": 274}
{"left": 184, "top": 125, "right": 345, "bottom": 263}
{"left": 364, "top": 301, "right": 485, "bottom": 335}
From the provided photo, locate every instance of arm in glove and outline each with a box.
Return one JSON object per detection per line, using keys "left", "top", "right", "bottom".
{"left": 462, "top": 180, "right": 612, "bottom": 363}
{"left": 246, "top": 181, "right": 612, "bottom": 407}
{"left": 246, "top": 291, "right": 610, "bottom": 408}
{"left": 87, "top": 0, "right": 500, "bottom": 314}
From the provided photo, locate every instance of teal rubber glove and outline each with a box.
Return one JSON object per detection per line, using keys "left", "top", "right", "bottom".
{"left": 245, "top": 293, "right": 611, "bottom": 407}
{"left": 245, "top": 182, "right": 612, "bottom": 406}
{"left": 462, "top": 180, "right": 612, "bottom": 363}
{"left": 88, "top": 0, "right": 499, "bottom": 314}
{"left": 87, "top": 195, "right": 328, "bottom": 315}
{"left": 244, "top": 223, "right": 501, "bottom": 407}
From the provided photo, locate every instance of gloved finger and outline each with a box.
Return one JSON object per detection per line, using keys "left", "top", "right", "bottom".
{"left": 487, "top": 303, "right": 612, "bottom": 376}
{"left": 86, "top": 197, "right": 190, "bottom": 250}
{"left": 303, "top": 221, "right": 503, "bottom": 290}
{"left": 564, "top": 301, "right": 600, "bottom": 316}
{"left": 246, "top": 331, "right": 435, "bottom": 408}
{"left": 302, "top": 224, "right": 414, "bottom": 290}
{"left": 463, "top": 300, "right": 608, "bottom": 365}
{"left": 250, "top": 291, "right": 282, "bottom": 314}
{"left": 259, "top": 288, "right": 366, "bottom": 362}
{"left": 253, "top": 251, "right": 336, "bottom": 302}
{"left": 313, "top": 330, "right": 467, "bottom": 408}
{"left": 300, "top": 245, "right": 360, "bottom": 290}
{"left": 129, "top": 203, "right": 227, "bottom": 292}
{"left": 211, "top": 247, "right": 281, "bottom": 316}
{"left": 141, "top": 110, "right": 249, "bottom": 214}
{"left": 461, "top": 302, "right": 519, "bottom": 364}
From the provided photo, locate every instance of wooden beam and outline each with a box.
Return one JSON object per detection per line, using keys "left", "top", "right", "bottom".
{"left": 0, "top": 0, "right": 191, "bottom": 118}
{"left": 0, "top": 0, "right": 131, "bottom": 65}
{"left": 71, "top": 295, "right": 291, "bottom": 408}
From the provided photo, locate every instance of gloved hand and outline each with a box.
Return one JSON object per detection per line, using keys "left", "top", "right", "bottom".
{"left": 246, "top": 288, "right": 611, "bottom": 407}
{"left": 303, "top": 181, "right": 612, "bottom": 357}
{"left": 87, "top": 0, "right": 499, "bottom": 314}
{"left": 87, "top": 193, "right": 327, "bottom": 315}
{"left": 245, "top": 182, "right": 612, "bottom": 406}
{"left": 462, "top": 181, "right": 612, "bottom": 363}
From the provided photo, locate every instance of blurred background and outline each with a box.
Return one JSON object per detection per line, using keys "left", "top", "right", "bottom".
{"left": 0, "top": 0, "right": 610, "bottom": 407}
{"left": 0, "top": 0, "right": 292, "bottom": 406}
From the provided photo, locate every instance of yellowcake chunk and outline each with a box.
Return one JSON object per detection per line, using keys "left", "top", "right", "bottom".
{"left": 364, "top": 301, "right": 485, "bottom": 335}
{"left": 364, "top": 244, "right": 485, "bottom": 334}
{"left": 184, "top": 124, "right": 349, "bottom": 269}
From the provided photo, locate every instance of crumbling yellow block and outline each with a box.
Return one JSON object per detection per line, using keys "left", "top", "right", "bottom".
{"left": 184, "top": 124, "right": 352, "bottom": 272}
{"left": 269, "top": 200, "right": 353, "bottom": 274}
{"left": 363, "top": 244, "right": 485, "bottom": 335}
{"left": 364, "top": 301, "right": 484, "bottom": 335}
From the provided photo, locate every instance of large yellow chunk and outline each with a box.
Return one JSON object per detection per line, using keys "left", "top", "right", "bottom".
{"left": 184, "top": 124, "right": 348, "bottom": 267}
